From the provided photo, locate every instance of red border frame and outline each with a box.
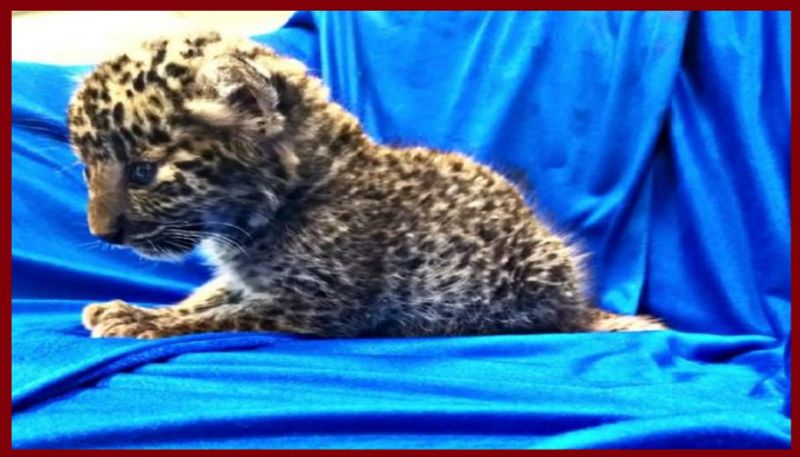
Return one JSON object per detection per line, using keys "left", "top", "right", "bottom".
{"left": 5, "top": 3, "right": 796, "bottom": 454}
{"left": 4, "top": 7, "right": 11, "bottom": 456}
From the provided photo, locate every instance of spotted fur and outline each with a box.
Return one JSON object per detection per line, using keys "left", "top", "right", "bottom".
{"left": 67, "top": 32, "right": 666, "bottom": 339}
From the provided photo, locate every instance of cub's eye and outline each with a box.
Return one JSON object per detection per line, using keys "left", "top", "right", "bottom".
{"left": 128, "top": 162, "right": 157, "bottom": 186}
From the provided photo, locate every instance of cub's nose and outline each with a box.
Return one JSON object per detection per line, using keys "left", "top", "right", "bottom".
{"left": 91, "top": 215, "right": 127, "bottom": 245}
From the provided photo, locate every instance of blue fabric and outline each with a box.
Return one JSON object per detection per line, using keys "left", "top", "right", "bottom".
{"left": 11, "top": 11, "right": 790, "bottom": 449}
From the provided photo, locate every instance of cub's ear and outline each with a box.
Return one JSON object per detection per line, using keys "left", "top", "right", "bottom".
{"left": 185, "top": 55, "right": 284, "bottom": 137}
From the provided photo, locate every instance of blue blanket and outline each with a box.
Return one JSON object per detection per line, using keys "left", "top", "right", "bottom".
{"left": 11, "top": 11, "right": 791, "bottom": 449}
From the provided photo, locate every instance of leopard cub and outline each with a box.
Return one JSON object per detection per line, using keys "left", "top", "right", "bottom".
{"left": 68, "top": 32, "right": 665, "bottom": 339}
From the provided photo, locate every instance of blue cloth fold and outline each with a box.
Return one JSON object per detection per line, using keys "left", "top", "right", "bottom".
{"left": 12, "top": 11, "right": 790, "bottom": 449}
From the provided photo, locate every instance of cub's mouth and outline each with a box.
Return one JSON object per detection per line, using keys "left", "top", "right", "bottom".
{"left": 91, "top": 212, "right": 255, "bottom": 260}
{"left": 126, "top": 223, "right": 205, "bottom": 260}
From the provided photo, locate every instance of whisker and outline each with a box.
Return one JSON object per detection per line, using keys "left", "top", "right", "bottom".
{"left": 166, "top": 227, "right": 249, "bottom": 257}
{"left": 167, "top": 216, "right": 255, "bottom": 242}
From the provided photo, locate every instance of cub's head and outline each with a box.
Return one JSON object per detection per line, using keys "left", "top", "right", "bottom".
{"left": 67, "top": 32, "right": 308, "bottom": 259}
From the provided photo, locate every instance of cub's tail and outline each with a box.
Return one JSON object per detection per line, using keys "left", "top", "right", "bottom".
{"left": 587, "top": 308, "right": 667, "bottom": 332}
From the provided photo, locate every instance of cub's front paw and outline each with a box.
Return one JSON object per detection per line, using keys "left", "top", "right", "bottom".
{"left": 82, "top": 300, "right": 161, "bottom": 339}
{"left": 82, "top": 299, "right": 130, "bottom": 330}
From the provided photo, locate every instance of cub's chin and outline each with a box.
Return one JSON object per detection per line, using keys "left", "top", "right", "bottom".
{"left": 128, "top": 237, "right": 198, "bottom": 262}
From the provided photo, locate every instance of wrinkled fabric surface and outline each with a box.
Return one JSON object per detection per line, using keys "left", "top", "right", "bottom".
{"left": 11, "top": 11, "right": 790, "bottom": 449}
